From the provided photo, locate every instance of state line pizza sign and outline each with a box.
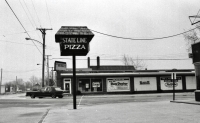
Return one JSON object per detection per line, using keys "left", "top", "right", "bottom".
{"left": 55, "top": 26, "right": 94, "bottom": 56}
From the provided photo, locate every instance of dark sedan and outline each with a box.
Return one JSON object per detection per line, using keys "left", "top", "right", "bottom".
{"left": 26, "top": 86, "right": 64, "bottom": 98}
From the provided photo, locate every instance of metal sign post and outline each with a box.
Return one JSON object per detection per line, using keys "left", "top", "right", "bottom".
{"left": 173, "top": 73, "right": 175, "bottom": 101}
{"left": 171, "top": 72, "right": 176, "bottom": 101}
{"left": 73, "top": 55, "right": 76, "bottom": 109}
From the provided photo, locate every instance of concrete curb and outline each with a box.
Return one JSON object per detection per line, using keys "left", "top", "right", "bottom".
{"left": 170, "top": 100, "right": 200, "bottom": 105}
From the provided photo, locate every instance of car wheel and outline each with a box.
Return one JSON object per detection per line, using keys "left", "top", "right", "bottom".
{"left": 31, "top": 94, "right": 35, "bottom": 99}
{"left": 52, "top": 94, "right": 56, "bottom": 98}
{"left": 58, "top": 96, "right": 63, "bottom": 98}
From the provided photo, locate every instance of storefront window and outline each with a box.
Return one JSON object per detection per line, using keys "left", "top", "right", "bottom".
{"left": 78, "top": 78, "right": 103, "bottom": 93}
{"left": 91, "top": 79, "right": 103, "bottom": 92}
{"left": 78, "top": 79, "right": 91, "bottom": 92}
{"left": 107, "top": 78, "right": 130, "bottom": 92}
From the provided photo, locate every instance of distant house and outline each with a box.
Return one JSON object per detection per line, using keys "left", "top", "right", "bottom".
{"left": 32, "top": 83, "right": 41, "bottom": 91}
{"left": 0, "top": 85, "right": 5, "bottom": 94}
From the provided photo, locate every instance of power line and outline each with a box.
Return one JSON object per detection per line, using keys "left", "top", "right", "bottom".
{"left": 51, "top": 58, "right": 190, "bottom": 61}
{"left": 22, "top": 0, "right": 41, "bottom": 39}
{"left": 4, "top": 68, "right": 42, "bottom": 73}
{"left": 5, "top": 0, "right": 42, "bottom": 55}
{"left": 19, "top": 0, "right": 35, "bottom": 29}
{"left": 88, "top": 53, "right": 188, "bottom": 59}
{"left": 0, "top": 39, "right": 40, "bottom": 46}
{"left": 31, "top": 0, "right": 42, "bottom": 28}
{"left": 193, "top": 9, "right": 200, "bottom": 23}
{"left": 22, "top": 0, "right": 38, "bottom": 28}
{"left": 0, "top": 30, "right": 36, "bottom": 37}
{"left": 49, "top": 52, "right": 188, "bottom": 60}
{"left": 89, "top": 26, "right": 200, "bottom": 41}
{"left": 45, "top": 0, "right": 52, "bottom": 28}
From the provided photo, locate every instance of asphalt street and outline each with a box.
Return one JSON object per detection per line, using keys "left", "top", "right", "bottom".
{"left": 0, "top": 92, "right": 197, "bottom": 123}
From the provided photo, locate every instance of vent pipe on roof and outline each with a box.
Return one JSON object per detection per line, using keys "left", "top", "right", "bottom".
{"left": 88, "top": 57, "right": 90, "bottom": 68}
{"left": 97, "top": 56, "right": 100, "bottom": 68}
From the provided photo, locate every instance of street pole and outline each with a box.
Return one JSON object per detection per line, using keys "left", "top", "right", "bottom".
{"left": 36, "top": 28, "right": 52, "bottom": 87}
{"left": 49, "top": 67, "right": 54, "bottom": 85}
{"left": 51, "top": 67, "right": 53, "bottom": 83}
{"left": 16, "top": 76, "right": 17, "bottom": 93}
{"left": 0, "top": 68, "right": 2, "bottom": 94}
{"left": 173, "top": 73, "right": 175, "bottom": 101}
{"left": 24, "top": 83, "right": 26, "bottom": 92}
{"left": 73, "top": 54, "right": 77, "bottom": 109}
{"left": 46, "top": 55, "right": 51, "bottom": 86}
{"left": 48, "top": 67, "right": 54, "bottom": 86}
{"left": 42, "top": 34, "right": 45, "bottom": 87}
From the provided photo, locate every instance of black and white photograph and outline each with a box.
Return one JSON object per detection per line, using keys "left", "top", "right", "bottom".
{"left": 0, "top": 0, "right": 200, "bottom": 123}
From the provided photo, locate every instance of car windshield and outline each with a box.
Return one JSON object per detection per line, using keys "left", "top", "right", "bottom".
{"left": 40, "top": 88, "right": 45, "bottom": 92}
{"left": 54, "top": 87, "right": 62, "bottom": 91}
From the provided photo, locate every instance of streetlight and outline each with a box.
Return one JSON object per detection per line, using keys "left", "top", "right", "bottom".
{"left": 25, "top": 37, "right": 45, "bottom": 87}
{"left": 25, "top": 38, "right": 43, "bottom": 45}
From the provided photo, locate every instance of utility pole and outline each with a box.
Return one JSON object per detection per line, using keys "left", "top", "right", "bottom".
{"left": 16, "top": 76, "right": 17, "bottom": 93}
{"left": 49, "top": 67, "right": 54, "bottom": 86}
{"left": 0, "top": 68, "right": 2, "bottom": 94}
{"left": 46, "top": 55, "right": 51, "bottom": 86}
{"left": 51, "top": 67, "right": 54, "bottom": 83}
{"left": 36, "top": 28, "right": 52, "bottom": 87}
{"left": 24, "top": 83, "right": 26, "bottom": 92}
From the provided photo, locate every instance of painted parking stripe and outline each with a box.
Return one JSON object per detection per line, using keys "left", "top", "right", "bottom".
{"left": 78, "top": 95, "right": 84, "bottom": 107}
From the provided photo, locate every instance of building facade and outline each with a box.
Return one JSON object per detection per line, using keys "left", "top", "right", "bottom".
{"left": 56, "top": 69, "right": 195, "bottom": 95}
{"left": 55, "top": 57, "right": 196, "bottom": 95}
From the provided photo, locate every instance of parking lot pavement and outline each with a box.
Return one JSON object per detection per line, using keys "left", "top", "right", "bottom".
{"left": 1, "top": 92, "right": 200, "bottom": 123}
{"left": 0, "top": 93, "right": 26, "bottom": 99}
{"left": 42, "top": 101, "right": 200, "bottom": 123}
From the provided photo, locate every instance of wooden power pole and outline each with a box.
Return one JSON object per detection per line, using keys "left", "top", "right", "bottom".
{"left": 36, "top": 28, "right": 52, "bottom": 87}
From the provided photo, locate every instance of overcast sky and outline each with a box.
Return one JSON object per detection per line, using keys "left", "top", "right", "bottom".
{"left": 0, "top": 0, "right": 200, "bottom": 83}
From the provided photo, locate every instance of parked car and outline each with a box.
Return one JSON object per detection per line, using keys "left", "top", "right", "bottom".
{"left": 16, "top": 90, "right": 22, "bottom": 93}
{"left": 26, "top": 86, "right": 64, "bottom": 99}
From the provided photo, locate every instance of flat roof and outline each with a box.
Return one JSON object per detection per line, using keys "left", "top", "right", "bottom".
{"left": 61, "top": 71, "right": 195, "bottom": 77}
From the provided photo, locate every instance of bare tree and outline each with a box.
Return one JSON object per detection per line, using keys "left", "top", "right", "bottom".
{"left": 5, "top": 78, "right": 25, "bottom": 92}
{"left": 183, "top": 23, "right": 200, "bottom": 52}
{"left": 122, "top": 54, "right": 147, "bottom": 70}
{"left": 29, "top": 76, "right": 41, "bottom": 86}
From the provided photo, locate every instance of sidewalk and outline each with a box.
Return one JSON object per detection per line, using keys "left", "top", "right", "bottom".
{"left": 171, "top": 99, "right": 200, "bottom": 105}
{"left": 42, "top": 96, "right": 200, "bottom": 123}
{"left": 81, "top": 92, "right": 195, "bottom": 97}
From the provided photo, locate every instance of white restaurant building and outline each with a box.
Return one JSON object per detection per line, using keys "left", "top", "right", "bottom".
{"left": 55, "top": 57, "right": 196, "bottom": 95}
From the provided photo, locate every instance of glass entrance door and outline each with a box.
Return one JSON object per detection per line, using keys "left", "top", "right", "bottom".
{"left": 63, "top": 78, "right": 71, "bottom": 94}
{"left": 65, "top": 83, "right": 70, "bottom": 93}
